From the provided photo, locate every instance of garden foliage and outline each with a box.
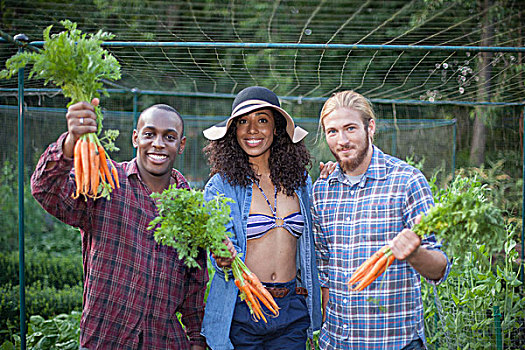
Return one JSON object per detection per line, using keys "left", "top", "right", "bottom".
{"left": 423, "top": 232, "right": 524, "bottom": 349}
{"left": 0, "top": 311, "right": 81, "bottom": 350}
{"left": 149, "top": 187, "right": 233, "bottom": 269}
{"left": 0, "top": 160, "right": 523, "bottom": 348}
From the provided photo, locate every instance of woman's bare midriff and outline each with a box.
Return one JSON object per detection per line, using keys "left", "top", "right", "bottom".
{"left": 245, "top": 181, "right": 301, "bottom": 283}
{"left": 245, "top": 228, "right": 298, "bottom": 283}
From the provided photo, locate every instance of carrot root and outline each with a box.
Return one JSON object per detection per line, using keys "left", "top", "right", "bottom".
{"left": 348, "top": 245, "right": 389, "bottom": 285}
{"left": 71, "top": 134, "right": 119, "bottom": 201}
{"left": 242, "top": 271, "right": 280, "bottom": 313}
{"left": 246, "top": 282, "right": 278, "bottom": 317}
{"left": 72, "top": 139, "right": 83, "bottom": 199}
{"left": 80, "top": 138, "right": 90, "bottom": 196}
{"left": 353, "top": 252, "right": 395, "bottom": 291}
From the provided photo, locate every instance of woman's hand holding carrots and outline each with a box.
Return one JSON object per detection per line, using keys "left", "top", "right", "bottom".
{"left": 150, "top": 188, "right": 279, "bottom": 323}
{"left": 212, "top": 237, "right": 237, "bottom": 268}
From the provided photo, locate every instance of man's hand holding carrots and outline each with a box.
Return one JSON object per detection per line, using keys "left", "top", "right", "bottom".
{"left": 64, "top": 98, "right": 99, "bottom": 158}
{"left": 389, "top": 215, "right": 422, "bottom": 261}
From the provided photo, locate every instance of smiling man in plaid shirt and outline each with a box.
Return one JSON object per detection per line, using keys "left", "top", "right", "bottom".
{"left": 31, "top": 99, "right": 207, "bottom": 349}
{"left": 312, "top": 91, "right": 451, "bottom": 350}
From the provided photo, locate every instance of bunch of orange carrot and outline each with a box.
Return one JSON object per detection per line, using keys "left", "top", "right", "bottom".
{"left": 73, "top": 133, "right": 119, "bottom": 200}
{"left": 231, "top": 258, "right": 280, "bottom": 323}
{"left": 348, "top": 245, "right": 396, "bottom": 291}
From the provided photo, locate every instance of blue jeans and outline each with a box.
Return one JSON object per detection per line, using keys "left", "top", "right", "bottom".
{"left": 402, "top": 338, "right": 424, "bottom": 350}
{"left": 229, "top": 278, "right": 310, "bottom": 350}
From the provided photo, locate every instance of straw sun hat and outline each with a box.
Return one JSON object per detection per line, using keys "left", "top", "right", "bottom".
{"left": 203, "top": 86, "right": 308, "bottom": 143}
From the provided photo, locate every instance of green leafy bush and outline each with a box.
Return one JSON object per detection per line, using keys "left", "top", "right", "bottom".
{"left": 0, "top": 252, "right": 82, "bottom": 289}
{"left": 455, "top": 160, "right": 523, "bottom": 233}
{"left": 423, "top": 232, "right": 525, "bottom": 349}
{"left": 0, "top": 282, "right": 83, "bottom": 345}
{"left": 0, "top": 311, "right": 81, "bottom": 350}
{"left": 0, "top": 161, "right": 81, "bottom": 256}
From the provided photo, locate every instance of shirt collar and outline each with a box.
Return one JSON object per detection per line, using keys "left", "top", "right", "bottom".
{"left": 126, "top": 158, "right": 188, "bottom": 189}
{"left": 126, "top": 158, "right": 141, "bottom": 178}
{"left": 328, "top": 145, "right": 388, "bottom": 186}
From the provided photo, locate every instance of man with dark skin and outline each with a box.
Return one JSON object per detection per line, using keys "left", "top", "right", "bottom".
{"left": 31, "top": 98, "right": 207, "bottom": 349}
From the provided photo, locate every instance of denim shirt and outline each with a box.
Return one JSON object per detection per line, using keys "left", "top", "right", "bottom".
{"left": 201, "top": 173, "right": 322, "bottom": 350}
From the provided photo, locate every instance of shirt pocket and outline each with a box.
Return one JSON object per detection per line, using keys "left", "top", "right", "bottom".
{"left": 355, "top": 203, "right": 400, "bottom": 243}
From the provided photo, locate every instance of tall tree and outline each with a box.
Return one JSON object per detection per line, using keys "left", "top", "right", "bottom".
{"left": 470, "top": 0, "right": 494, "bottom": 166}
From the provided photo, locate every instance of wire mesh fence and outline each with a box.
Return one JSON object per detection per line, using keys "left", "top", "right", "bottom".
{"left": 424, "top": 291, "right": 525, "bottom": 350}
{"left": 0, "top": 94, "right": 458, "bottom": 189}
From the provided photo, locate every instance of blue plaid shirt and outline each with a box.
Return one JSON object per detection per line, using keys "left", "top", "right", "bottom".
{"left": 312, "top": 146, "right": 450, "bottom": 350}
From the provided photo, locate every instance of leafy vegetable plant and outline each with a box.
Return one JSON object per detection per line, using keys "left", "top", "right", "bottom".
{"left": 149, "top": 187, "right": 233, "bottom": 269}
{"left": 0, "top": 19, "right": 121, "bottom": 200}
{"left": 415, "top": 175, "right": 507, "bottom": 256}
{"left": 1, "top": 311, "right": 81, "bottom": 350}
{"left": 150, "top": 187, "right": 280, "bottom": 322}
{"left": 423, "top": 233, "right": 524, "bottom": 349}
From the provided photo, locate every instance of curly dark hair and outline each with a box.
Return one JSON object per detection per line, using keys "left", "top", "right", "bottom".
{"left": 203, "top": 111, "right": 311, "bottom": 196}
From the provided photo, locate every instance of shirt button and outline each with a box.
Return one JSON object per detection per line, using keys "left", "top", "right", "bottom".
{"left": 343, "top": 298, "right": 348, "bottom": 304}
{"left": 346, "top": 216, "right": 351, "bottom": 222}
{"left": 343, "top": 324, "right": 348, "bottom": 329}
{"left": 351, "top": 191, "right": 355, "bottom": 195}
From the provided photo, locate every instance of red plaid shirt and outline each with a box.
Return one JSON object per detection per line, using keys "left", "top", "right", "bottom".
{"left": 31, "top": 133, "right": 208, "bottom": 349}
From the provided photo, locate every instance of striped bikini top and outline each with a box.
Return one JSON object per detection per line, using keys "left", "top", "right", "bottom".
{"left": 246, "top": 181, "right": 305, "bottom": 240}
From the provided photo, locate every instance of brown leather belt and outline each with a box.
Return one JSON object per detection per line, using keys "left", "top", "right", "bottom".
{"left": 265, "top": 286, "right": 308, "bottom": 298}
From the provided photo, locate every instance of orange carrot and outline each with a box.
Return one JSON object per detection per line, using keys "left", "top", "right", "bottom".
{"left": 111, "top": 166, "right": 120, "bottom": 189}
{"left": 353, "top": 253, "right": 391, "bottom": 291}
{"left": 243, "top": 283, "right": 266, "bottom": 322}
{"left": 80, "top": 138, "right": 90, "bottom": 195}
{"left": 98, "top": 147, "right": 114, "bottom": 189}
{"left": 73, "top": 139, "right": 83, "bottom": 198}
{"left": 251, "top": 294, "right": 266, "bottom": 322}
{"left": 348, "top": 245, "right": 388, "bottom": 285}
{"left": 89, "top": 140, "right": 99, "bottom": 197}
{"left": 235, "top": 279, "right": 266, "bottom": 322}
{"left": 246, "top": 282, "right": 278, "bottom": 316}
{"left": 98, "top": 158, "right": 107, "bottom": 184}
{"left": 243, "top": 271, "right": 280, "bottom": 312}
{"left": 379, "top": 255, "right": 395, "bottom": 276}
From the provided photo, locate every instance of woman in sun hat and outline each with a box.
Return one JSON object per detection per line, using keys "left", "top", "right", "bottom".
{"left": 200, "top": 86, "right": 322, "bottom": 349}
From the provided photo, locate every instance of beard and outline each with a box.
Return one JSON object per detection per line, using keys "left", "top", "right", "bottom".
{"left": 332, "top": 131, "right": 370, "bottom": 174}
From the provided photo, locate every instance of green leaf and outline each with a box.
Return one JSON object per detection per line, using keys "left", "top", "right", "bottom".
{"left": 149, "top": 187, "right": 234, "bottom": 269}
{"left": 0, "top": 20, "right": 121, "bottom": 134}
{"left": 412, "top": 175, "right": 506, "bottom": 257}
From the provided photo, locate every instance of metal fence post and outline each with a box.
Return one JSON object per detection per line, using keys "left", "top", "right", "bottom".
{"left": 522, "top": 106, "right": 525, "bottom": 285}
{"left": 14, "top": 32, "right": 28, "bottom": 350}
{"left": 132, "top": 88, "right": 139, "bottom": 158}
{"left": 452, "top": 119, "right": 457, "bottom": 178}
{"left": 494, "top": 306, "right": 502, "bottom": 350}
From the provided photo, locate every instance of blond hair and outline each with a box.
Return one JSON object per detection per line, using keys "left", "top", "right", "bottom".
{"left": 319, "top": 90, "right": 376, "bottom": 130}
